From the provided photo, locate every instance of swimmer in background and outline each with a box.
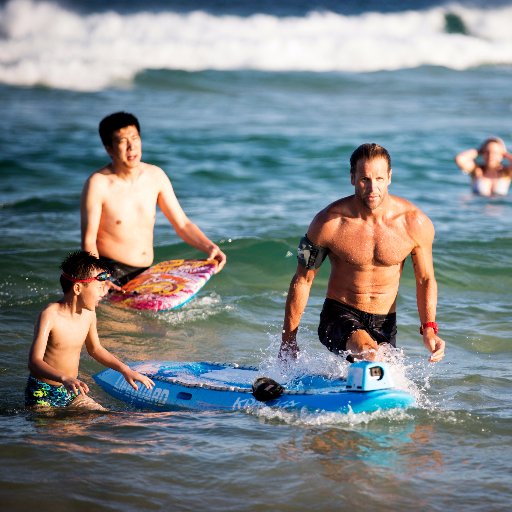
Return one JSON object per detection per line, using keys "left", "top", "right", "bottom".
{"left": 26, "top": 250, "right": 154, "bottom": 411}
{"left": 455, "top": 137, "right": 512, "bottom": 197}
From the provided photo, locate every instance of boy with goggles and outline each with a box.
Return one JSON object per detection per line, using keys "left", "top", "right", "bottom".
{"left": 26, "top": 250, "right": 154, "bottom": 410}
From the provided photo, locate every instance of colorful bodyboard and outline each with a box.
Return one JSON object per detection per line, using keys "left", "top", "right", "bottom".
{"left": 108, "top": 259, "right": 218, "bottom": 312}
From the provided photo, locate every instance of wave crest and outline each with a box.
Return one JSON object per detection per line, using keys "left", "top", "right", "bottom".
{"left": 1, "top": 0, "right": 511, "bottom": 91}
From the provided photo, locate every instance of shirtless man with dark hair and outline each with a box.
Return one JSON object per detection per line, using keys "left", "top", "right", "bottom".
{"left": 81, "top": 112, "right": 226, "bottom": 286}
{"left": 279, "top": 143, "right": 445, "bottom": 363}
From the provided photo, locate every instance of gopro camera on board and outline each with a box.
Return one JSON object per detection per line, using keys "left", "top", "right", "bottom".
{"left": 346, "top": 361, "right": 395, "bottom": 392}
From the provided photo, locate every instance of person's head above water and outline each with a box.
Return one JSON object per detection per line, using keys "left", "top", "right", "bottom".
{"left": 478, "top": 137, "right": 507, "bottom": 165}
{"left": 99, "top": 112, "right": 140, "bottom": 148}
{"left": 349, "top": 143, "right": 393, "bottom": 211}
{"left": 59, "top": 250, "right": 110, "bottom": 293}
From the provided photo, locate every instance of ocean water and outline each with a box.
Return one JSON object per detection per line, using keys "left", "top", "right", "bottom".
{"left": 1, "top": 0, "right": 511, "bottom": 510}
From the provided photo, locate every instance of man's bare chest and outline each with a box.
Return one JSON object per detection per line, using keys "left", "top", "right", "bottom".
{"left": 102, "top": 186, "right": 157, "bottom": 220}
{"left": 332, "top": 224, "right": 414, "bottom": 267}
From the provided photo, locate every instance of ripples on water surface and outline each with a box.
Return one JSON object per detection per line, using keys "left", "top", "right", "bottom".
{"left": 1, "top": 0, "right": 511, "bottom": 510}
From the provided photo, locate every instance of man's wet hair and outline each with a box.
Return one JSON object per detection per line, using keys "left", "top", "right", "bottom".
{"left": 99, "top": 112, "right": 140, "bottom": 147}
{"left": 59, "top": 250, "right": 109, "bottom": 293}
{"left": 350, "top": 143, "right": 391, "bottom": 174}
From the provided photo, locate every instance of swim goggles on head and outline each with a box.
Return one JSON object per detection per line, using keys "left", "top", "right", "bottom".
{"left": 61, "top": 271, "right": 111, "bottom": 283}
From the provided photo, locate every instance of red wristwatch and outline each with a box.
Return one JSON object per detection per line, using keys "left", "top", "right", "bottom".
{"left": 420, "top": 322, "right": 438, "bottom": 335}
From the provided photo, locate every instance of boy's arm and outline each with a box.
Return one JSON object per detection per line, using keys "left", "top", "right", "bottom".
{"left": 28, "top": 309, "right": 90, "bottom": 395}
{"left": 85, "top": 317, "right": 154, "bottom": 390}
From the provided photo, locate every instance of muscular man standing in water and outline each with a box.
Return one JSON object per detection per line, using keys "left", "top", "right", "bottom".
{"left": 81, "top": 112, "right": 226, "bottom": 285}
{"left": 279, "top": 143, "right": 445, "bottom": 362}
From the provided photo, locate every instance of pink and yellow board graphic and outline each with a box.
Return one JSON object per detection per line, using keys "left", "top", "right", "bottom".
{"left": 109, "top": 259, "right": 218, "bottom": 312}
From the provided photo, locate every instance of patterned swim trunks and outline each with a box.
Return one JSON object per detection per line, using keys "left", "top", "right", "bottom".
{"left": 25, "top": 375, "right": 77, "bottom": 408}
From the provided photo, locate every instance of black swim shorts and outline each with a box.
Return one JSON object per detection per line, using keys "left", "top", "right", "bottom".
{"left": 318, "top": 298, "right": 397, "bottom": 358}
{"left": 101, "top": 258, "right": 149, "bottom": 287}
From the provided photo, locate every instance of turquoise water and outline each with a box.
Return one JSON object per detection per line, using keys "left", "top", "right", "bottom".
{"left": 1, "top": 1, "right": 512, "bottom": 510}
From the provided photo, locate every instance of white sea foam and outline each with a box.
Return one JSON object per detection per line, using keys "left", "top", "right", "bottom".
{"left": 1, "top": 0, "right": 511, "bottom": 91}
{"left": 158, "top": 293, "right": 226, "bottom": 325}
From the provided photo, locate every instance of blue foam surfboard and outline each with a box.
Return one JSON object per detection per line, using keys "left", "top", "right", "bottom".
{"left": 93, "top": 361, "right": 415, "bottom": 414}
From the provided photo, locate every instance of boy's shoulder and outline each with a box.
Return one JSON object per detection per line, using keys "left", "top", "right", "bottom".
{"left": 39, "top": 300, "right": 90, "bottom": 318}
{"left": 40, "top": 300, "right": 61, "bottom": 313}
{"left": 38, "top": 300, "right": 96, "bottom": 332}
{"left": 35, "top": 301, "right": 61, "bottom": 327}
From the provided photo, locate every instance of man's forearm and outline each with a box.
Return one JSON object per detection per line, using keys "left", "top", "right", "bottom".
{"left": 175, "top": 222, "right": 216, "bottom": 254}
{"left": 282, "top": 273, "right": 314, "bottom": 341}
{"left": 82, "top": 237, "right": 99, "bottom": 257}
{"left": 416, "top": 277, "right": 438, "bottom": 324}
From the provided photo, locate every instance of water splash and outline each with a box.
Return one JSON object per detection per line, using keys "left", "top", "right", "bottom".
{"left": 149, "top": 293, "right": 228, "bottom": 325}
{"left": 252, "top": 328, "right": 437, "bottom": 423}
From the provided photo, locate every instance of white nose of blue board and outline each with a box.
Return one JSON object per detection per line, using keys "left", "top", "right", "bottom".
{"left": 346, "top": 361, "right": 394, "bottom": 392}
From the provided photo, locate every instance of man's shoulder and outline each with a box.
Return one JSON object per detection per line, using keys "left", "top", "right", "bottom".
{"left": 309, "top": 196, "right": 354, "bottom": 242}
{"left": 317, "top": 196, "right": 354, "bottom": 219}
{"left": 140, "top": 162, "right": 167, "bottom": 178}
{"left": 87, "top": 165, "right": 113, "bottom": 182}
{"left": 390, "top": 195, "right": 424, "bottom": 215}
{"left": 390, "top": 196, "right": 434, "bottom": 239}
{"left": 87, "top": 162, "right": 167, "bottom": 184}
